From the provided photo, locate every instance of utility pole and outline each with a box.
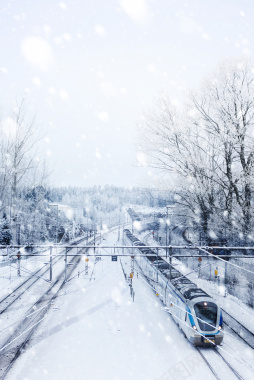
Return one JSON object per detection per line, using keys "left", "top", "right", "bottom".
{"left": 156, "top": 247, "right": 159, "bottom": 283}
{"left": 131, "top": 255, "right": 134, "bottom": 285}
{"left": 65, "top": 247, "right": 67, "bottom": 281}
{"left": 49, "top": 246, "right": 53, "bottom": 281}
{"left": 166, "top": 205, "right": 170, "bottom": 259}
{"left": 169, "top": 246, "right": 172, "bottom": 281}
{"left": 17, "top": 222, "right": 21, "bottom": 277}
{"left": 166, "top": 204, "right": 175, "bottom": 259}
{"left": 72, "top": 217, "right": 75, "bottom": 240}
{"left": 224, "top": 260, "right": 228, "bottom": 297}
{"left": 56, "top": 205, "right": 58, "bottom": 244}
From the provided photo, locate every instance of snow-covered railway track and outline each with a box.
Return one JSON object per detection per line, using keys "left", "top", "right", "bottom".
{"left": 144, "top": 232, "right": 254, "bottom": 352}
{"left": 0, "top": 237, "right": 88, "bottom": 316}
{"left": 197, "top": 347, "right": 244, "bottom": 380}
{"left": 0, "top": 248, "right": 85, "bottom": 379}
{"left": 137, "top": 263, "right": 248, "bottom": 379}
{"left": 221, "top": 308, "right": 254, "bottom": 349}
{"left": 0, "top": 255, "right": 62, "bottom": 316}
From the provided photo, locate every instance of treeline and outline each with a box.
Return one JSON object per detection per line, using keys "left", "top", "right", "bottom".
{"left": 0, "top": 101, "right": 169, "bottom": 246}
{"left": 47, "top": 186, "right": 168, "bottom": 231}
{"left": 139, "top": 57, "right": 254, "bottom": 246}
{"left": 1, "top": 171, "right": 168, "bottom": 244}
{"left": 0, "top": 101, "right": 51, "bottom": 245}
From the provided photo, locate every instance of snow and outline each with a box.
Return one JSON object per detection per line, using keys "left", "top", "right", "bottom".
{"left": 1, "top": 228, "right": 254, "bottom": 379}
{"left": 119, "top": 0, "right": 150, "bottom": 25}
{"left": 142, "top": 230, "right": 254, "bottom": 378}
{"left": 21, "top": 37, "right": 52, "bottom": 70}
{"left": 5, "top": 230, "right": 214, "bottom": 380}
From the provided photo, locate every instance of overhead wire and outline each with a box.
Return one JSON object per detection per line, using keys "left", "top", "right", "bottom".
{"left": 142, "top": 229, "right": 254, "bottom": 275}
{"left": 10, "top": 264, "right": 50, "bottom": 283}
{"left": 130, "top": 257, "right": 254, "bottom": 373}
{"left": 0, "top": 303, "right": 50, "bottom": 337}
{"left": 138, "top": 266, "right": 252, "bottom": 345}
{"left": 197, "top": 246, "right": 254, "bottom": 275}
{"left": 162, "top": 306, "right": 254, "bottom": 374}
{"left": 0, "top": 316, "right": 47, "bottom": 353}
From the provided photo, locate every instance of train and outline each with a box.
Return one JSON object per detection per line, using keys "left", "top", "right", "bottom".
{"left": 127, "top": 208, "right": 142, "bottom": 222}
{"left": 123, "top": 229, "right": 223, "bottom": 347}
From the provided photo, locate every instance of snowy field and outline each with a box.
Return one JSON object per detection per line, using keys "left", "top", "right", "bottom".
{"left": 3, "top": 229, "right": 218, "bottom": 380}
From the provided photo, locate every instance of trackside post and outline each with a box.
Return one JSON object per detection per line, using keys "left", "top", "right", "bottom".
{"left": 49, "top": 246, "right": 53, "bottom": 281}
{"left": 169, "top": 246, "right": 172, "bottom": 281}
{"left": 65, "top": 248, "right": 67, "bottom": 281}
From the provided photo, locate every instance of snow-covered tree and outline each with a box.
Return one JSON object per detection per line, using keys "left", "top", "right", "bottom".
{"left": 139, "top": 57, "right": 254, "bottom": 245}
{"left": 0, "top": 100, "right": 50, "bottom": 243}
{"left": 0, "top": 213, "right": 12, "bottom": 245}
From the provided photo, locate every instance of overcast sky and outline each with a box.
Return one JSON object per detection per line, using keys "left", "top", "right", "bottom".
{"left": 0, "top": 0, "right": 253, "bottom": 187}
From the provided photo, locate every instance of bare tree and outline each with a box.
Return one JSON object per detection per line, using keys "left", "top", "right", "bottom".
{"left": 138, "top": 58, "right": 254, "bottom": 244}
{"left": 0, "top": 100, "right": 49, "bottom": 242}
{"left": 190, "top": 58, "right": 254, "bottom": 240}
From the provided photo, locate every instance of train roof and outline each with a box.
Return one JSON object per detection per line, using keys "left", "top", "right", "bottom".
{"left": 124, "top": 229, "right": 213, "bottom": 302}
{"left": 182, "top": 287, "right": 211, "bottom": 300}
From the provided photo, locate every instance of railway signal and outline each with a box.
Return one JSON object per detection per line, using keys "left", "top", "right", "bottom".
{"left": 131, "top": 255, "right": 134, "bottom": 283}
{"left": 85, "top": 257, "right": 89, "bottom": 275}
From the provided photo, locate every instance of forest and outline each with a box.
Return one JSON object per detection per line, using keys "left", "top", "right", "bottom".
{"left": 2, "top": 58, "right": 254, "bottom": 248}
{"left": 139, "top": 57, "right": 254, "bottom": 246}
{"left": 0, "top": 103, "right": 167, "bottom": 245}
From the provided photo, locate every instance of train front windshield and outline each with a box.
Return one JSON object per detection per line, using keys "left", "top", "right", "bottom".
{"left": 194, "top": 302, "right": 217, "bottom": 331}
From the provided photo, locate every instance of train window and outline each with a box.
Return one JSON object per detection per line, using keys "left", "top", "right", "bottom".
{"left": 183, "top": 288, "right": 210, "bottom": 300}
{"left": 194, "top": 302, "right": 217, "bottom": 331}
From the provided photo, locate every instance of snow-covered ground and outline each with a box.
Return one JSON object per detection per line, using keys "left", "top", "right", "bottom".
{"left": 1, "top": 227, "right": 254, "bottom": 379}
{"left": 0, "top": 240, "right": 86, "bottom": 299}
{"left": 140, "top": 230, "right": 254, "bottom": 378}
{"left": 4, "top": 229, "right": 217, "bottom": 380}
{"left": 142, "top": 230, "right": 254, "bottom": 334}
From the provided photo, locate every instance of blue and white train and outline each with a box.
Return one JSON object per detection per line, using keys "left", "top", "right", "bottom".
{"left": 123, "top": 229, "right": 223, "bottom": 347}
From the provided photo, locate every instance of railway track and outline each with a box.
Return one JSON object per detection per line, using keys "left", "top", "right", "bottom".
{"left": 0, "top": 256, "right": 62, "bottom": 316}
{"left": 136, "top": 258, "right": 250, "bottom": 379}
{"left": 0, "top": 238, "right": 88, "bottom": 316}
{"left": 0, "top": 228, "right": 113, "bottom": 318}
{"left": 0, "top": 246, "right": 86, "bottom": 379}
{"left": 197, "top": 347, "right": 244, "bottom": 380}
{"left": 222, "top": 308, "right": 254, "bottom": 349}
{"left": 144, "top": 231, "right": 254, "bottom": 350}
{"left": 134, "top": 233, "right": 254, "bottom": 379}
{"left": 0, "top": 230, "right": 114, "bottom": 378}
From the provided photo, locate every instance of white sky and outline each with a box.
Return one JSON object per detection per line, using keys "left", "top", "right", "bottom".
{"left": 0, "top": 0, "right": 253, "bottom": 187}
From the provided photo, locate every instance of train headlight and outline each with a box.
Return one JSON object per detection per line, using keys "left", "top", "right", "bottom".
{"left": 218, "top": 326, "right": 222, "bottom": 330}
{"left": 192, "top": 326, "right": 197, "bottom": 330}
{"left": 204, "top": 302, "right": 207, "bottom": 306}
